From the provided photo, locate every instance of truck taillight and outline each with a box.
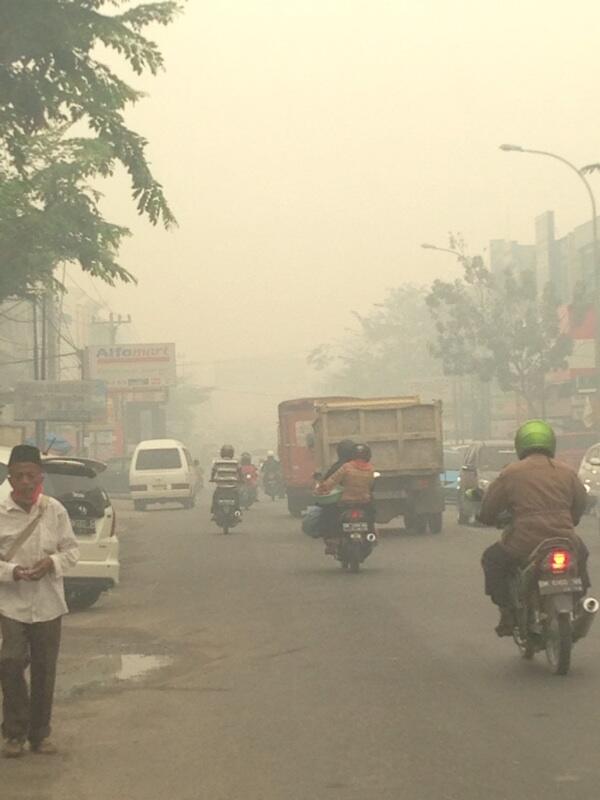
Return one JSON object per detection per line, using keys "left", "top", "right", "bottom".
{"left": 416, "top": 477, "right": 430, "bottom": 489}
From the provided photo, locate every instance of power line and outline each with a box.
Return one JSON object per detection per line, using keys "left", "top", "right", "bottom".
{"left": 0, "top": 351, "right": 80, "bottom": 367}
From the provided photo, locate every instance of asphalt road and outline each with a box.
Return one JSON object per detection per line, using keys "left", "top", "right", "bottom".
{"left": 4, "top": 497, "right": 600, "bottom": 800}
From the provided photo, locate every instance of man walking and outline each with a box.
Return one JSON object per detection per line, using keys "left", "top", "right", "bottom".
{"left": 0, "top": 445, "right": 79, "bottom": 757}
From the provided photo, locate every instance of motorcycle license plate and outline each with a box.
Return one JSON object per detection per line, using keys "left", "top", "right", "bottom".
{"left": 218, "top": 499, "right": 236, "bottom": 507}
{"left": 343, "top": 523, "right": 368, "bottom": 533}
{"left": 538, "top": 577, "right": 583, "bottom": 595}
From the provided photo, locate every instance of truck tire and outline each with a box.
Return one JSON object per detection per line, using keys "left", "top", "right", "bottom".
{"left": 427, "top": 512, "right": 443, "bottom": 534}
{"left": 405, "top": 514, "right": 427, "bottom": 535}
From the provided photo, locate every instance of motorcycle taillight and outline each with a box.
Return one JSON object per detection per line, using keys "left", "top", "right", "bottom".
{"left": 544, "top": 549, "right": 572, "bottom": 574}
{"left": 350, "top": 509, "right": 365, "bottom": 520}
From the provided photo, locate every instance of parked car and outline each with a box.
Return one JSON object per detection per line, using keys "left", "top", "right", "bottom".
{"left": 0, "top": 447, "right": 119, "bottom": 610}
{"left": 577, "top": 442, "right": 600, "bottom": 512}
{"left": 442, "top": 446, "right": 468, "bottom": 503}
{"left": 556, "top": 431, "right": 600, "bottom": 472}
{"left": 129, "top": 438, "right": 200, "bottom": 510}
{"left": 457, "top": 440, "right": 517, "bottom": 524}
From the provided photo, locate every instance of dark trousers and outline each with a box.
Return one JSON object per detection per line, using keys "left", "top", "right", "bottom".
{"left": 482, "top": 540, "right": 590, "bottom": 607}
{"left": 0, "top": 615, "right": 62, "bottom": 744}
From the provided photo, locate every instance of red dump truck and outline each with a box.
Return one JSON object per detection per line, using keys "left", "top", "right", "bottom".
{"left": 278, "top": 397, "right": 353, "bottom": 517}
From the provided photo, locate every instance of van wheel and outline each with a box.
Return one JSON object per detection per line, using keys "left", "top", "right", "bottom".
{"left": 65, "top": 586, "right": 103, "bottom": 611}
{"left": 134, "top": 500, "right": 146, "bottom": 512}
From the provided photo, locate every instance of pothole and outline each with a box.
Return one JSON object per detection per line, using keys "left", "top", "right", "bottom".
{"left": 58, "top": 653, "right": 172, "bottom": 697}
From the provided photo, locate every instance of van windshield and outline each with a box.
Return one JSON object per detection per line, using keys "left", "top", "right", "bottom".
{"left": 136, "top": 448, "right": 181, "bottom": 470}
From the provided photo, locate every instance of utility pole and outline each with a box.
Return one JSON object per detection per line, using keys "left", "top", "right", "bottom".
{"left": 92, "top": 313, "right": 132, "bottom": 345}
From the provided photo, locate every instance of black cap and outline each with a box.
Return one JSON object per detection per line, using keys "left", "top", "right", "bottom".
{"left": 8, "top": 444, "right": 41, "bottom": 466}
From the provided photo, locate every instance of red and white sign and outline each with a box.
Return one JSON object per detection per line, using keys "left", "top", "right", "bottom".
{"left": 84, "top": 343, "right": 176, "bottom": 391}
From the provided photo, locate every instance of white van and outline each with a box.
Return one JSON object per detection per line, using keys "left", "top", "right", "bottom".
{"left": 129, "top": 439, "right": 199, "bottom": 510}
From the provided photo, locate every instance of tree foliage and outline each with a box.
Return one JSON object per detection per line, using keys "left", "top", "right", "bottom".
{"left": 0, "top": 0, "right": 181, "bottom": 300}
{"left": 309, "top": 285, "right": 441, "bottom": 395}
{"left": 426, "top": 240, "right": 572, "bottom": 416}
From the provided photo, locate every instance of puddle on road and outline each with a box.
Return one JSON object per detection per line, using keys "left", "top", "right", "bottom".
{"left": 58, "top": 654, "right": 172, "bottom": 697}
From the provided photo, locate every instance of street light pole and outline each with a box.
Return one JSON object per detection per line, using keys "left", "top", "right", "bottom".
{"left": 500, "top": 143, "right": 600, "bottom": 423}
{"left": 421, "top": 242, "right": 468, "bottom": 442}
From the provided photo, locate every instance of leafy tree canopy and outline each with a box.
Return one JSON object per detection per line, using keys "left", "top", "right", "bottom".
{"left": 426, "top": 239, "right": 572, "bottom": 416}
{"left": 0, "top": 0, "right": 181, "bottom": 300}
{"left": 309, "top": 285, "right": 441, "bottom": 396}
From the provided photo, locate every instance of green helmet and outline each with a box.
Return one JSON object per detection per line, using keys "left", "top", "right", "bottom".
{"left": 514, "top": 419, "right": 556, "bottom": 459}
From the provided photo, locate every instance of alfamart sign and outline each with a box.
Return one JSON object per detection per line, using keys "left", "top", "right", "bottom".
{"left": 84, "top": 343, "right": 177, "bottom": 391}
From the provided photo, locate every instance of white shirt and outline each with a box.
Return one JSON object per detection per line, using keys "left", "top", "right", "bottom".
{"left": 0, "top": 494, "right": 80, "bottom": 623}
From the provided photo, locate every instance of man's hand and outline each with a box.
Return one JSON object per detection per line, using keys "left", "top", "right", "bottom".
{"left": 13, "top": 566, "right": 30, "bottom": 581}
{"left": 25, "top": 557, "right": 54, "bottom": 581}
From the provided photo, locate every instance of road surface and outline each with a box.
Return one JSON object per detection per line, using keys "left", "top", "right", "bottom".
{"left": 4, "top": 497, "right": 600, "bottom": 800}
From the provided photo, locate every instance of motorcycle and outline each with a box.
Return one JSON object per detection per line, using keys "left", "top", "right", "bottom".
{"left": 263, "top": 474, "right": 279, "bottom": 501}
{"left": 213, "top": 488, "right": 241, "bottom": 534}
{"left": 467, "top": 489, "right": 599, "bottom": 675}
{"left": 332, "top": 506, "right": 377, "bottom": 572}
{"left": 240, "top": 474, "right": 258, "bottom": 509}
{"left": 509, "top": 537, "right": 598, "bottom": 675}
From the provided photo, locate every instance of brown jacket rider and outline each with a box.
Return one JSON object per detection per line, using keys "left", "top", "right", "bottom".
{"left": 478, "top": 452, "right": 588, "bottom": 559}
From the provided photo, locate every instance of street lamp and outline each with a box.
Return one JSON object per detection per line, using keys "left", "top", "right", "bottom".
{"left": 420, "top": 243, "right": 465, "bottom": 261}
{"left": 500, "top": 143, "right": 600, "bottom": 422}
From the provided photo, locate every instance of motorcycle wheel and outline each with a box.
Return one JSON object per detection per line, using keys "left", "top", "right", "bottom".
{"left": 348, "top": 542, "right": 361, "bottom": 573}
{"left": 545, "top": 613, "right": 572, "bottom": 675}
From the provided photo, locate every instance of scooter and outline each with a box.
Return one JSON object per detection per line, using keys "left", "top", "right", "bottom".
{"left": 213, "top": 488, "right": 242, "bottom": 534}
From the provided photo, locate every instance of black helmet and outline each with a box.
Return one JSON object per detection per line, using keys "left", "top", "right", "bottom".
{"left": 220, "top": 444, "right": 234, "bottom": 459}
{"left": 240, "top": 452, "right": 251, "bottom": 465}
{"left": 352, "top": 443, "right": 371, "bottom": 462}
{"left": 336, "top": 439, "right": 356, "bottom": 461}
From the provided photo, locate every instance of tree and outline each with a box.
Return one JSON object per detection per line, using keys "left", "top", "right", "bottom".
{"left": 0, "top": 0, "right": 181, "bottom": 300}
{"left": 426, "top": 241, "right": 572, "bottom": 417}
{"left": 309, "top": 285, "right": 441, "bottom": 395}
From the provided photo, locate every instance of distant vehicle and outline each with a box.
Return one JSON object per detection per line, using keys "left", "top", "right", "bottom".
{"left": 0, "top": 447, "right": 119, "bottom": 611}
{"left": 313, "top": 397, "right": 445, "bottom": 534}
{"left": 556, "top": 431, "right": 600, "bottom": 472}
{"left": 577, "top": 443, "right": 600, "bottom": 512}
{"left": 442, "top": 446, "right": 468, "bottom": 503}
{"left": 278, "top": 396, "right": 355, "bottom": 517}
{"left": 100, "top": 455, "right": 131, "bottom": 495}
{"left": 457, "top": 440, "right": 517, "bottom": 524}
{"left": 129, "top": 438, "right": 200, "bottom": 511}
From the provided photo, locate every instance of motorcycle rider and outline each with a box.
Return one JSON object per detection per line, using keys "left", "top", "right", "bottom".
{"left": 321, "top": 439, "right": 356, "bottom": 481}
{"left": 210, "top": 445, "right": 242, "bottom": 518}
{"left": 317, "top": 442, "right": 376, "bottom": 554}
{"left": 239, "top": 452, "right": 259, "bottom": 503}
{"left": 261, "top": 451, "right": 282, "bottom": 494}
{"left": 479, "top": 420, "right": 589, "bottom": 637}
{"left": 316, "top": 439, "right": 356, "bottom": 537}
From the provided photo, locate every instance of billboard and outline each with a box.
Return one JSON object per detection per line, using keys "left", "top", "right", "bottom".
{"left": 84, "top": 343, "right": 176, "bottom": 391}
{"left": 14, "top": 381, "right": 107, "bottom": 422}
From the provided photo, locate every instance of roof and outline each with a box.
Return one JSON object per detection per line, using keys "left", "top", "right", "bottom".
{"left": 133, "top": 438, "right": 185, "bottom": 450}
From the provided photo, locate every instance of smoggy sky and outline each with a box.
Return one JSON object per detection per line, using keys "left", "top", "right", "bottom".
{"left": 85, "top": 0, "right": 600, "bottom": 368}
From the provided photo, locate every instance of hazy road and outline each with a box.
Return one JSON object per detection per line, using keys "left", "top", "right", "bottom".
{"left": 4, "top": 498, "right": 600, "bottom": 800}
